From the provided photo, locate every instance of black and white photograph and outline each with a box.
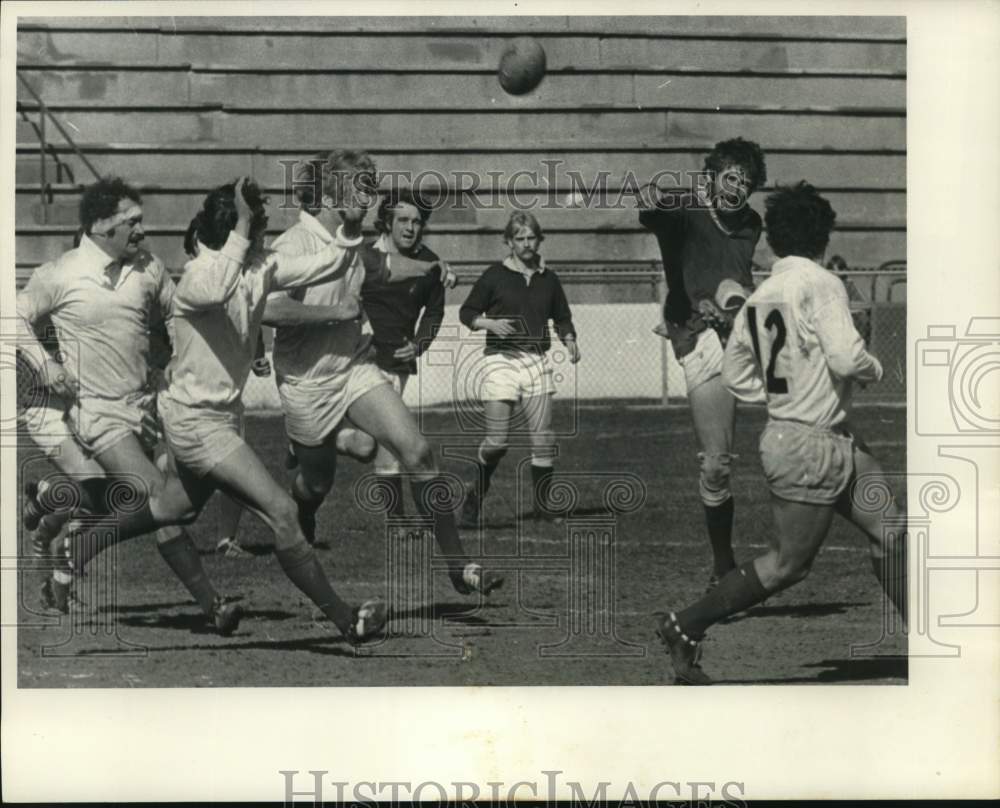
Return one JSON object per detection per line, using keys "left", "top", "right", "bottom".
{"left": 2, "top": 1, "right": 997, "bottom": 803}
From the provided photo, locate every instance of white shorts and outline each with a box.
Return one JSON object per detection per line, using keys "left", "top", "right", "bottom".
{"left": 19, "top": 393, "right": 104, "bottom": 475}
{"left": 158, "top": 394, "right": 245, "bottom": 478}
{"left": 278, "top": 359, "right": 390, "bottom": 447}
{"left": 479, "top": 352, "right": 555, "bottom": 402}
{"left": 676, "top": 328, "right": 725, "bottom": 393}
{"left": 69, "top": 391, "right": 159, "bottom": 458}
{"left": 378, "top": 369, "right": 410, "bottom": 398}
{"left": 759, "top": 420, "right": 855, "bottom": 505}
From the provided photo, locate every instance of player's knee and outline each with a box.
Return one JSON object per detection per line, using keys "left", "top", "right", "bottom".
{"left": 271, "top": 494, "right": 300, "bottom": 532}
{"left": 698, "top": 452, "right": 733, "bottom": 507}
{"left": 773, "top": 555, "right": 812, "bottom": 587}
{"left": 399, "top": 435, "right": 434, "bottom": 474}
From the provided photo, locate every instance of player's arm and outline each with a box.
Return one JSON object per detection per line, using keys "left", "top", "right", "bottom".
{"left": 15, "top": 274, "right": 78, "bottom": 400}
{"left": 459, "top": 270, "right": 515, "bottom": 337}
{"left": 550, "top": 274, "right": 580, "bottom": 363}
{"left": 637, "top": 183, "right": 685, "bottom": 230}
{"left": 413, "top": 273, "right": 446, "bottom": 357}
{"left": 268, "top": 227, "right": 364, "bottom": 292}
{"left": 261, "top": 294, "right": 361, "bottom": 327}
{"left": 173, "top": 230, "right": 247, "bottom": 312}
{"left": 721, "top": 308, "right": 766, "bottom": 403}
{"left": 813, "top": 283, "right": 883, "bottom": 384}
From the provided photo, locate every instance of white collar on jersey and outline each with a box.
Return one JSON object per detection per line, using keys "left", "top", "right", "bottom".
{"left": 771, "top": 255, "right": 824, "bottom": 275}
{"left": 502, "top": 254, "right": 546, "bottom": 277}
{"left": 297, "top": 209, "right": 335, "bottom": 245}
{"left": 78, "top": 233, "right": 123, "bottom": 272}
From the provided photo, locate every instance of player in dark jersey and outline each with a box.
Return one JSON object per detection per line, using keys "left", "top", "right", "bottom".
{"left": 359, "top": 188, "right": 448, "bottom": 516}
{"left": 639, "top": 137, "right": 767, "bottom": 590}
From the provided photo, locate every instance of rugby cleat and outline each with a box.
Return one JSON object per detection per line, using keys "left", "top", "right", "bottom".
{"left": 346, "top": 597, "right": 388, "bottom": 646}
{"left": 453, "top": 563, "right": 505, "bottom": 596}
{"left": 458, "top": 483, "right": 480, "bottom": 528}
{"left": 210, "top": 597, "right": 244, "bottom": 637}
{"left": 215, "top": 536, "right": 252, "bottom": 558}
{"left": 655, "top": 611, "right": 712, "bottom": 686}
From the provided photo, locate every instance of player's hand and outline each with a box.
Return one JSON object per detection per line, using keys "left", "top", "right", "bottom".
{"left": 234, "top": 177, "right": 254, "bottom": 222}
{"left": 697, "top": 298, "right": 732, "bottom": 332}
{"left": 434, "top": 260, "right": 459, "bottom": 289}
{"left": 565, "top": 339, "right": 581, "bottom": 364}
{"left": 481, "top": 317, "right": 518, "bottom": 337}
{"left": 393, "top": 340, "right": 418, "bottom": 362}
{"left": 43, "top": 357, "right": 79, "bottom": 400}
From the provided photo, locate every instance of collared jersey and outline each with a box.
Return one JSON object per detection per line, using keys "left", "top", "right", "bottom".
{"left": 16, "top": 234, "right": 175, "bottom": 401}
{"left": 722, "top": 255, "right": 883, "bottom": 429}
{"left": 459, "top": 257, "right": 575, "bottom": 357}
{"left": 639, "top": 190, "right": 761, "bottom": 326}
{"left": 360, "top": 235, "right": 445, "bottom": 375}
{"left": 268, "top": 210, "right": 371, "bottom": 383}
{"left": 164, "top": 227, "right": 362, "bottom": 409}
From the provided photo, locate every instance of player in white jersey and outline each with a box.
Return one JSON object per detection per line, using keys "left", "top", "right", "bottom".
{"left": 265, "top": 150, "right": 502, "bottom": 597}
{"left": 55, "top": 178, "right": 388, "bottom": 645}
{"left": 17, "top": 177, "right": 240, "bottom": 632}
{"left": 655, "top": 182, "right": 907, "bottom": 684}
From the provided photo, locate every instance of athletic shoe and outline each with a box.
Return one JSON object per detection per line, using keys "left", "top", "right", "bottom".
{"left": 346, "top": 598, "right": 388, "bottom": 646}
{"left": 453, "top": 563, "right": 505, "bottom": 596}
{"left": 215, "top": 536, "right": 252, "bottom": 558}
{"left": 23, "top": 481, "right": 44, "bottom": 532}
{"left": 655, "top": 611, "right": 712, "bottom": 686}
{"left": 210, "top": 597, "right": 243, "bottom": 637}
{"left": 458, "top": 483, "right": 480, "bottom": 528}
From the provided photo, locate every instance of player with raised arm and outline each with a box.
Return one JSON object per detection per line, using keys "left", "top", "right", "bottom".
{"left": 639, "top": 137, "right": 767, "bottom": 590}
{"left": 264, "top": 151, "right": 501, "bottom": 597}
{"left": 458, "top": 211, "right": 580, "bottom": 526}
{"left": 18, "top": 177, "right": 240, "bottom": 632}
{"left": 359, "top": 188, "right": 450, "bottom": 516}
{"left": 43, "top": 177, "right": 389, "bottom": 645}
{"left": 655, "top": 182, "right": 907, "bottom": 685}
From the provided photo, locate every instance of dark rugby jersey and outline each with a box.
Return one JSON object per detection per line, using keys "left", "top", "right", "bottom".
{"left": 360, "top": 240, "right": 445, "bottom": 375}
{"left": 639, "top": 190, "right": 761, "bottom": 328}
{"left": 459, "top": 260, "right": 575, "bottom": 357}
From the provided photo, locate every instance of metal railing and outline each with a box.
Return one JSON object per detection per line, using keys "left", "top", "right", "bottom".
{"left": 16, "top": 71, "right": 103, "bottom": 224}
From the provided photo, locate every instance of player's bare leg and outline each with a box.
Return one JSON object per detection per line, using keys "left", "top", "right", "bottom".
{"left": 835, "top": 442, "right": 908, "bottom": 624}
{"left": 687, "top": 374, "right": 738, "bottom": 586}
{"left": 657, "top": 494, "right": 831, "bottom": 684}
{"left": 214, "top": 492, "right": 249, "bottom": 557}
{"left": 92, "top": 435, "right": 237, "bottom": 625}
{"left": 523, "top": 392, "right": 560, "bottom": 520}
{"left": 461, "top": 399, "right": 513, "bottom": 527}
{"left": 348, "top": 383, "right": 503, "bottom": 595}
{"left": 289, "top": 435, "right": 340, "bottom": 545}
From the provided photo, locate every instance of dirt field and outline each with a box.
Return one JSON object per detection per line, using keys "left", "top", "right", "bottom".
{"left": 16, "top": 403, "right": 907, "bottom": 687}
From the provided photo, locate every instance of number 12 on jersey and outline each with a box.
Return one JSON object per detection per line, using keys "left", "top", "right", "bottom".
{"left": 746, "top": 305, "right": 789, "bottom": 394}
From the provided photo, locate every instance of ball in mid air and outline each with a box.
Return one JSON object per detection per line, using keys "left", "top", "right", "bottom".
{"left": 498, "top": 37, "right": 547, "bottom": 95}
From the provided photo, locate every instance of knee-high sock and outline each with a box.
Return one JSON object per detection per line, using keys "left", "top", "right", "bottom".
{"left": 530, "top": 463, "right": 554, "bottom": 512}
{"left": 275, "top": 542, "right": 354, "bottom": 636}
{"left": 66, "top": 503, "right": 159, "bottom": 573}
{"left": 704, "top": 498, "right": 736, "bottom": 576}
{"left": 377, "top": 473, "right": 406, "bottom": 517}
{"left": 476, "top": 443, "right": 506, "bottom": 498}
{"left": 412, "top": 477, "right": 469, "bottom": 575}
{"left": 675, "top": 560, "right": 769, "bottom": 638}
{"left": 156, "top": 531, "right": 219, "bottom": 614}
{"left": 36, "top": 477, "right": 115, "bottom": 515}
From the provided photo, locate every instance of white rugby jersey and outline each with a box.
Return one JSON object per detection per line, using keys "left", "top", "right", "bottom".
{"left": 16, "top": 235, "right": 175, "bottom": 401}
{"left": 164, "top": 227, "right": 361, "bottom": 409}
{"left": 268, "top": 210, "right": 371, "bottom": 383}
{"left": 722, "top": 255, "right": 882, "bottom": 428}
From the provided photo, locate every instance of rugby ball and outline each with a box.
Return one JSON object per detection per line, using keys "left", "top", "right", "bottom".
{"left": 498, "top": 37, "right": 547, "bottom": 95}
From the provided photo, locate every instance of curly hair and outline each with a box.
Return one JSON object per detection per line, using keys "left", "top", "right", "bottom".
{"left": 292, "top": 150, "right": 377, "bottom": 213}
{"left": 184, "top": 179, "right": 269, "bottom": 256}
{"left": 374, "top": 188, "right": 432, "bottom": 235}
{"left": 503, "top": 210, "right": 544, "bottom": 243}
{"left": 703, "top": 137, "right": 768, "bottom": 193}
{"left": 764, "top": 181, "right": 837, "bottom": 259}
{"left": 79, "top": 177, "right": 141, "bottom": 234}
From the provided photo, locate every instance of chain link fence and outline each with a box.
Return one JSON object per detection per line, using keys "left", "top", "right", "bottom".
{"left": 241, "top": 262, "right": 907, "bottom": 410}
